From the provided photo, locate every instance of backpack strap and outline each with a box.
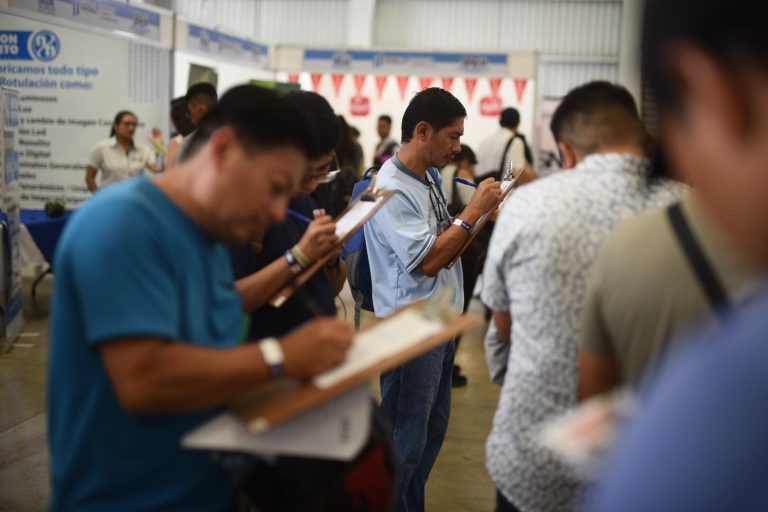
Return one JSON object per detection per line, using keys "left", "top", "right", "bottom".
{"left": 496, "top": 136, "right": 516, "bottom": 179}
{"left": 666, "top": 202, "right": 729, "bottom": 313}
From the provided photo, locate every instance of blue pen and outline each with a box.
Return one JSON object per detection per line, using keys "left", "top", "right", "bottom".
{"left": 286, "top": 208, "right": 313, "bottom": 224}
{"left": 453, "top": 177, "right": 478, "bottom": 188}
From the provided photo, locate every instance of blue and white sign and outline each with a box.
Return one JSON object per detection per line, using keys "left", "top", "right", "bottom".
{"left": 1, "top": 14, "right": 170, "bottom": 209}
{"left": 303, "top": 49, "right": 509, "bottom": 77}
{"left": 186, "top": 24, "right": 268, "bottom": 67}
{"left": 9, "top": 0, "right": 162, "bottom": 42}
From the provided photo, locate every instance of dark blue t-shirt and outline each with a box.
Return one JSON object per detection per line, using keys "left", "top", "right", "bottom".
{"left": 243, "top": 195, "right": 336, "bottom": 340}
{"left": 48, "top": 177, "right": 241, "bottom": 511}
{"left": 589, "top": 283, "right": 768, "bottom": 512}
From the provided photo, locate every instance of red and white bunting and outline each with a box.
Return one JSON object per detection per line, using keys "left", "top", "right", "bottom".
{"left": 375, "top": 75, "right": 388, "bottom": 99}
{"left": 464, "top": 77, "right": 478, "bottom": 102}
{"left": 419, "top": 77, "right": 433, "bottom": 90}
{"left": 514, "top": 78, "right": 528, "bottom": 103}
{"left": 353, "top": 74, "right": 366, "bottom": 94}
{"left": 397, "top": 76, "right": 410, "bottom": 100}
{"left": 441, "top": 77, "right": 454, "bottom": 92}
{"left": 331, "top": 73, "right": 345, "bottom": 97}
{"left": 488, "top": 77, "right": 502, "bottom": 97}
{"left": 287, "top": 74, "right": 300, "bottom": 84}
{"left": 310, "top": 73, "right": 323, "bottom": 92}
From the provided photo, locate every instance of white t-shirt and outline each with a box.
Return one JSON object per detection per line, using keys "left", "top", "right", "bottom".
{"left": 88, "top": 137, "right": 155, "bottom": 189}
{"left": 476, "top": 127, "right": 526, "bottom": 177}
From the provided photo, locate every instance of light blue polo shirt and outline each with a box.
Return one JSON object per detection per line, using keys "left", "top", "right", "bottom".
{"left": 364, "top": 156, "right": 464, "bottom": 317}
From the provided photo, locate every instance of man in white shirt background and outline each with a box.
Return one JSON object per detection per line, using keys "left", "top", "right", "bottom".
{"left": 476, "top": 107, "right": 535, "bottom": 183}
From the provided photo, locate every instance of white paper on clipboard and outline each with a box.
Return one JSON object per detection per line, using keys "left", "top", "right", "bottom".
{"left": 335, "top": 199, "right": 380, "bottom": 237}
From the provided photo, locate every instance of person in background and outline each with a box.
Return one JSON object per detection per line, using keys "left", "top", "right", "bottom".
{"left": 372, "top": 114, "right": 399, "bottom": 167}
{"left": 85, "top": 110, "right": 157, "bottom": 193}
{"left": 587, "top": 0, "right": 768, "bottom": 510}
{"left": 365, "top": 87, "right": 501, "bottom": 511}
{"left": 482, "top": 81, "right": 686, "bottom": 512}
{"left": 165, "top": 96, "right": 197, "bottom": 170}
{"left": 476, "top": 107, "right": 536, "bottom": 184}
{"left": 238, "top": 91, "right": 347, "bottom": 342}
{"left": 177, "top": 82, "right": 218, "bottom": 163}
{"left": 149, "top": 127, "right": 165, "bottom": 172}
{"left": 440, "top": 143, "right": 479, "bottom": 387}
{"left": 350, "top": 124, "right": 365, "bottom": 174}
{"left": 48, "top": 85, "right": 353, "bottom": 511}
{"left": 318, "top": 115, "right": 360, "bottom": 217}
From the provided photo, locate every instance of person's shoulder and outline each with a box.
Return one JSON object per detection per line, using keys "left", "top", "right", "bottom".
{"left": 92, "top": 137, "right": 114, "bottom": 151}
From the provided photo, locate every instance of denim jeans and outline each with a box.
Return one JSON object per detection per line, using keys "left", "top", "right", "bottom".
{"left": 379, "top": 340, "right": 455, "bottom": 512}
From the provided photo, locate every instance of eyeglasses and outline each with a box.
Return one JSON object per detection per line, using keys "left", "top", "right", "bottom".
{"left": 120, "top": 121, "right": 138, "bottom": 127}
{"left": 303, "top": 152, "right": 341, "bottom": 184}
{"left": 426, "top": 176, "right": 447, "bottom": 228}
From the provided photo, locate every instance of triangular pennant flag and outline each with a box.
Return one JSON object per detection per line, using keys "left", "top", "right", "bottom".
{"left": 464, "top": 77, "right": 478, "bottom": 102}
{"left": 310, "top": 73, "right": 323, "bottom": 92}
{"left": 514, "top": 78, "right": 528, "bottom": 103}
{"left": 488, "top": 77, "right": 502, "bottom": 97}
{"left": 441, "top": 77, "right": 454, "bottom": 92}
{"left": 353, "top": 74, "right": 366, "bottom": 94}
{"left": 397, "top": 76, "right": 410, "bottom": 100}
{"left": 331, "top": 73, "right": 345, "bottom": 97}
{"left": 375, "top": 75, "right": 388, "bottom": 99}
{"left": 419, "top": 77, "right": 433, "bottom": 90}
{"left": 287, "top": 74, "right": 300, "bottom": 84}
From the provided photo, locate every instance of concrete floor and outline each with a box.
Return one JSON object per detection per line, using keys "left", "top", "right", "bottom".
{"left": 0, "top": 277, "right": 499, "bottom": 511}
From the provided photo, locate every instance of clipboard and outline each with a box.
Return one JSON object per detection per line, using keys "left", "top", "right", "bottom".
{"left": 446, "top": 164, "right": 526, "bottom": 269}
{"left": 269, "top": 182, "right": 395, "bottom": 308}
{"left": 231, "top": 295, "right": 480, "bottom": 433}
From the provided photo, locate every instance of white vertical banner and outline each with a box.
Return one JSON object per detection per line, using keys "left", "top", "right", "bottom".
{"left": 0, "top": 14, "right": 170, "bottom": 208}
{"left": 1, "top": 87, "right": 24, "bottom": 347}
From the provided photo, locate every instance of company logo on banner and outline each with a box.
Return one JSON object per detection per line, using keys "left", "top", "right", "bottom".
{"left": 0, "top": 30, "right": 61, "bottom": 61}
{"left": 303, "top": 49, "right": 508, "bottom": 77}
{"left": 187, "top": 25, "right": 268, "bottom": 67}
{"left": 9, "top": 0, "right": 162, "bottom": 41}
{"left": 480, "top": 77, "right": 504, "bottom": 117}
{"left": 350, "top": 74, "right": 370, "bottom": 116}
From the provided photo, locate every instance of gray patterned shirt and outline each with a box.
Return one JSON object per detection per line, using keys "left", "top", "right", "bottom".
{"left": 482, "top": 153, "right": 687, "bottom": 512}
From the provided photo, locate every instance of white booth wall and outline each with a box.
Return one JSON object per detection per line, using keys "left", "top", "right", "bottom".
{"left": 172, "top": 51, "right": 276, "bottom": 100}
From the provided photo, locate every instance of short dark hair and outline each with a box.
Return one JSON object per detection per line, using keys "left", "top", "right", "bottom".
{"left": 109, "top": 110, "right": 136, "bottom": 138}
{"left": 186, "top": 82, "right": 218, "bottom": 104}
{"left": 378, "top": 115, "right": 392, "bottom": 125}
{"left": 170, "top": 97, "right": 195, "bottom": 137}
{"left": 456, "top": 144, "right": 477, "bottom": 165}
{"left": 401, "top": 88, "right": 466, "bottom": 143}
{"left": 284, "top": 91, "right": 341, "bottom": 160}
{"left": 550, "top": 81, "right": 643, "bottom": 155}
{"left": 184, "top": 85, "right": 312, "bottom": 160}
{"left": 500, "top": 108, "right": 520, "bottom": 129}
{"left": 642, "top": 0, "right": 768, "bottom": 113}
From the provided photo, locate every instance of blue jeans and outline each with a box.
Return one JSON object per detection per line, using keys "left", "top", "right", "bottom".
{"left": 379, "top": 340, "right": 455, "bottom": 512}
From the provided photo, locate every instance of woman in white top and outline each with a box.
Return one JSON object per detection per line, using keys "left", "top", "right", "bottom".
{"left": 85, "top": 110, "right": 157, "bottom": 192}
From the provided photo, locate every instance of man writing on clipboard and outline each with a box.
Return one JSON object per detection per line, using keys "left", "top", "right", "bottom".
{"left": 364, "top": 87, "right": 501, "bottom": 511}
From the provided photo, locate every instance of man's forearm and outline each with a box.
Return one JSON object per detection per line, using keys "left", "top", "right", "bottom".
{"left": 419, "top": 205, "right": 488, "bottom": 276}
{"left": 101, "top": 339, "right": 270, "bottom": 414}
{"left": 236, "top": 256, "right": 295, "bottom": 312}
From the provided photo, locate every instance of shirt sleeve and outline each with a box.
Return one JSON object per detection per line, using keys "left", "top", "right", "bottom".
{"left": 88, "top": 142, "right": 103, "bottom": 169}
{"left": 579, "top": 251, "right": 614, "bottom": 355}
{"left": 377, "top": 190, "right": 436, "bottom": 274}
{"left": 66, "top": 201, "right": 180, "bottom": 347}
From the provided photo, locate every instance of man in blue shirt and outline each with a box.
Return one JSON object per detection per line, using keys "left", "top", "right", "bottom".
{"left": 365, "top": 87, "right": 501, "bottom": 511}
{"left": 589, "top": 0, "right": 768, "bottom": 510}
{"left": 47, "top": 85, "right": 354, "bottom": 511}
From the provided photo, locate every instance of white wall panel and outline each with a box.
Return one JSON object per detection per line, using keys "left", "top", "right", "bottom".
{"left": 255, "top": 0, "right": 348, "bottom": 46}
{"left": 175, "top": 0, "right": 258, "bottom": 39}
{"left": 538, "top": 59, "right": 619, "bottom": 97}
{"left": 374, "top": 0, "right": 622, "bottom": 56}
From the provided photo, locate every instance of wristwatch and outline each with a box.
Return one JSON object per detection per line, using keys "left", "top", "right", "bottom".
{"left": 453, "top": 218, "right": 473, "bottom": 233}
{"left": 258, "top": 337, "right": 284, "bottom": 379}
{"left": 284, "top": 249, "right": 303, "bottom": 275}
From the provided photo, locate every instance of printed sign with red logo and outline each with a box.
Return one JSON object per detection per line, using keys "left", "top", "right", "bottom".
{"left": 479, "top": 95, "right": 503, "bottom": 117}
{"left": 350, "top": 95, "right": 370, "bottom": 116}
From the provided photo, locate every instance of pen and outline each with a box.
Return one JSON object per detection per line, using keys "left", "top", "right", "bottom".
{"left": 286, "top": 208, "right": 313, "bottom": 224}
{"left": 453, "top": 177, "right": 478, "bottom": 188}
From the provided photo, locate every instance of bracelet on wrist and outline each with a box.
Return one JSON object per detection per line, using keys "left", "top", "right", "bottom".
{"left": 258, "top": 337, "right": 284, "bottom": 379}
{"left": 284, "top": 249, "right": 303, "bottom": 275}
{"left": 453, "top": 218, "right": 473, "bottom": 234}
{"left": 290, "top": 245, "right": 311, "bottom": 269}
